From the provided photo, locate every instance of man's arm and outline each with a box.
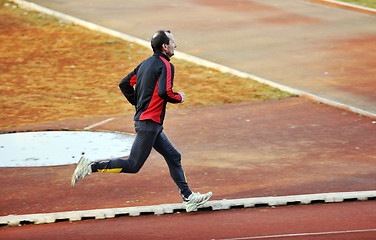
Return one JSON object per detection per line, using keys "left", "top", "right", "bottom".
{"left": 157, "top": 57, "right": 182, "bottom": 103}
{"left": 119, "top": 64, "right": 141, "bottom": 105}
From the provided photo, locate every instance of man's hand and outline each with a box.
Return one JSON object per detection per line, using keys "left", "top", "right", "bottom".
{"left": 178, "top": 92, "right": 185, "bottom": 103}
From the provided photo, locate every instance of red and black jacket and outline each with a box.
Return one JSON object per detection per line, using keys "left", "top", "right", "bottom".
{"left": 119, "top": 53, "right": 182, "bottom": 124}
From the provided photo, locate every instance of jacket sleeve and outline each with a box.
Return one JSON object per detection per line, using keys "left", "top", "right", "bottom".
{"left": 158, "top": 61, "right": 182, "bottom": 103}
{"left": 119, "top": 64, "right": 141, "bottom": 105}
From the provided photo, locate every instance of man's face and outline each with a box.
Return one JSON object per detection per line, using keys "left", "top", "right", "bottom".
{"left": 163, "top": 32, "right": 177, "bottom": 58}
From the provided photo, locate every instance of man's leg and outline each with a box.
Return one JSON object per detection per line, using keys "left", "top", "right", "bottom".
{"left": 92, "top": 120, "right": 163, "bottom": 173}
{"left": 153, "top": 131, "right": 192, "bottom": 199}
{"left": 153, "top": 131, "right": 212, "bottom": 212}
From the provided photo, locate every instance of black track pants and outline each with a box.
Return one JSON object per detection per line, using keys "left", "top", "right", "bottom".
{"left": 91, "top": 120, "right": 192, "bottom": 199}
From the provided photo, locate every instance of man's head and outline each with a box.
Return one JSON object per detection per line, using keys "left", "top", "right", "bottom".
{"left": 151, "top": 30, "right": 177, "bottom": 58}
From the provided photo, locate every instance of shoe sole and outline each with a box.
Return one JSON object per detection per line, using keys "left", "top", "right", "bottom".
{"left": 71, "top": 156, "right": 85, "bottom": 187}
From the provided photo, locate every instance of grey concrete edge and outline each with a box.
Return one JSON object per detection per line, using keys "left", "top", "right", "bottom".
{"left": 10, "top": 0, "right": 376, "bottom": 118}
{"left": 1, "top": 191, "right": 375, "bottom": 227}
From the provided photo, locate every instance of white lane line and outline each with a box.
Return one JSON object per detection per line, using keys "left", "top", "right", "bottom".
{"left": 313, "top": 0, "right": 376, "bottom": 14}
{"left": 84, "top": 118, "right": 115, "bottom": 130}
{"left": 219, "top": 229, "right": 376, "bottom": 240}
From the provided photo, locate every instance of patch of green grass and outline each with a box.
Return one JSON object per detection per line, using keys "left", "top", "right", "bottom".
{"left": 338, "top": 0, "right": 376, "bottom": 9}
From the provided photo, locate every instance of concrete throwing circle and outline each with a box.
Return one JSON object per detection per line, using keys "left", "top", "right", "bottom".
{"left": 0, "top": 131, "right": 135, "bottom": 167}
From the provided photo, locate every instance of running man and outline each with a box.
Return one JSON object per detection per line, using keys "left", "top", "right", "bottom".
{"left": 71, "top": 30, "right": 212, "bottom": 212}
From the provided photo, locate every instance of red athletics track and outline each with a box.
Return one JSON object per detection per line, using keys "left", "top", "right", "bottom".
{"left": 1, "top": 201, "right": 376, "bottom": 240}
{"left": 1, "top": 1, "right": 375, "bottom": 239}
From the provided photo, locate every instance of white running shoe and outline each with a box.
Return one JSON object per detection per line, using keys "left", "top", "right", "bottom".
{"left": 71, "top": 156, "right": 92, "bottom": 187}
{"left": 184, "top": 192, "right": 212, "bottom": 212}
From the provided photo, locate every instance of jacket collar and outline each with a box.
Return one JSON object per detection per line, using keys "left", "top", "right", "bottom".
{"left": 154, "top": 52, "right": 170, "bottom": 62}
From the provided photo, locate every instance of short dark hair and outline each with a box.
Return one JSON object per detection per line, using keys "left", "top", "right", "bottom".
{"left": 151, "top": 30, "right": 171, "bottom": 53}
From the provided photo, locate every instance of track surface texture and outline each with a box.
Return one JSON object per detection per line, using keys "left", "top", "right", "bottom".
{"left": 1, "top": 0, "right": 376, "bottom": 239}
{"left": 1, "top": 201, "right": 376, "bottom": 240}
